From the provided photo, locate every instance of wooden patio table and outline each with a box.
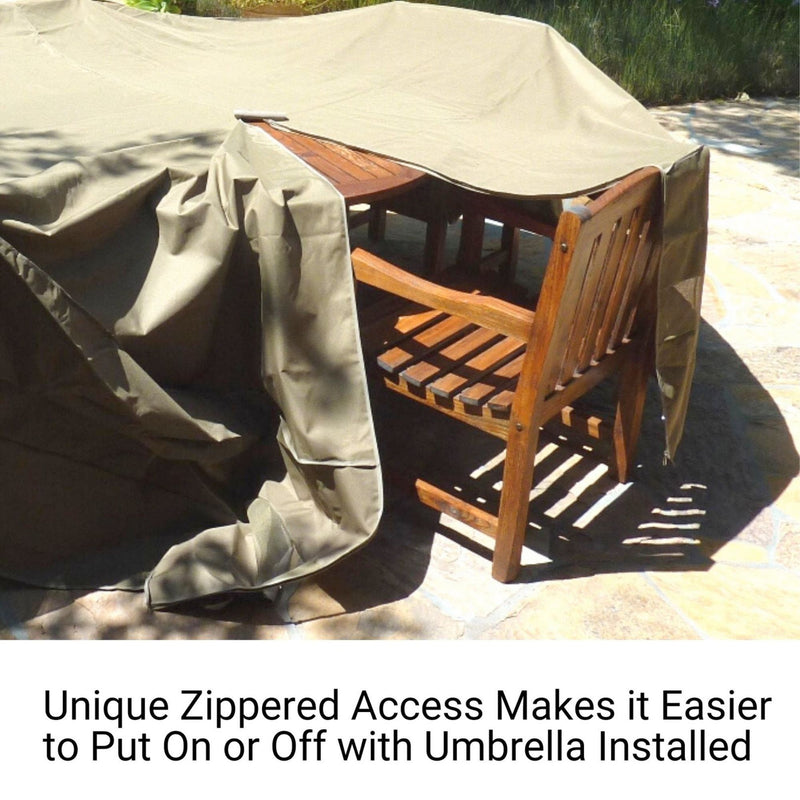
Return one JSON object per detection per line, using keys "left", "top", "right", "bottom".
{"left": 251, "top": 123, "right": 454, "bottom": 270}
{"left": 252, "top": 122, "right": 557, "bottom": 278}
{"left": 254, "top": 123, "right": 428, "bottom": 205}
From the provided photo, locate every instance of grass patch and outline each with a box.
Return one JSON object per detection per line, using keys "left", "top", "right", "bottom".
{"left": 451, "top": 0, "right": 799, "bottom": 104}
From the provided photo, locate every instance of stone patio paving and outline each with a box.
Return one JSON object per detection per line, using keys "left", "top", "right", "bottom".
{"left": 1, "top": 98, "right": 798, "bottom": 640}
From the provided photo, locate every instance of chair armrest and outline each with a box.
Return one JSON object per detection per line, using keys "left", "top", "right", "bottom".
{"left": 352, "top": 248, "right": 534, "bottom": 341}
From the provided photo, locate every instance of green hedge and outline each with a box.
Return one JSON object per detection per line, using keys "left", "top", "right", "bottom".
{"left": 446, "top": 0, "right": 800, "bottom": 104}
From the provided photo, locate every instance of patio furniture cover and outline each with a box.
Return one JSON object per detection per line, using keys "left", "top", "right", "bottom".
{"left": 0, "top": 0, "right": 708, "bottom": 607}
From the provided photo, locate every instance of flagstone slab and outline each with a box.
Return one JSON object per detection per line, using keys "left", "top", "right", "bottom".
{"left": 477, "top": 572, "right": 700, "bottom": 640}
{"left": 413, "top": 528, "right": 544, "bottom": 622}
{"left": 648, "top": 563, "right": 800, "bottom": 639}
{"left": 709, "top": 540, "right": 770, "bottom": 565}
{"left": 21, "top": 589, "right": 291, "bottom": 640}
{"left": 727, "top": 509, "right": 777, "bottom": 550}
{"left": 775, "top": 522, "right": 800, "bottom": 572}
{"left": 699, "top": 275, "right": 726, "bottom": 322}
{"left": 294, "top": 593, "right": 465, "bottom": 640}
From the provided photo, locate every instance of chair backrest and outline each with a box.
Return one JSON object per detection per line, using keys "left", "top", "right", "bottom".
{"left": 525, "top": 167, "right": 662, "bottom": 402}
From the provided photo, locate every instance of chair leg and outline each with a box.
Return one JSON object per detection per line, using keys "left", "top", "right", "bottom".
{"left": 492, "top": 423, "right": 541, "bottom": 582}
{"left": 611, "top": 348, "right": 650, "bottom": 483}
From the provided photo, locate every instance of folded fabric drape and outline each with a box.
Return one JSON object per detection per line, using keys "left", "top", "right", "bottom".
{"left": 0, "top": 0, "right": 706, "bottom": 605}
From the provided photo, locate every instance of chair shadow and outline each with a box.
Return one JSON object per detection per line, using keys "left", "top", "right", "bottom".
{"left": 223, "top": 314, "right": 797, "bottom": 624}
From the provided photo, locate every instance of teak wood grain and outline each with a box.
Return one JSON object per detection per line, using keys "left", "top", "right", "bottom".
{"left": 353, "top": 167, "right": 662, "bottom": 583}
{"left": 254, "top": 124, "right": 429, "bottom": 205}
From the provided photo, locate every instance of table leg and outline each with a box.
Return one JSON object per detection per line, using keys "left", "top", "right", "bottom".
{"left": 458, "top": 210, "right": 485, "bottom": 274}
{"left": 368, "top": 205, "right": 387, "bottom": 241}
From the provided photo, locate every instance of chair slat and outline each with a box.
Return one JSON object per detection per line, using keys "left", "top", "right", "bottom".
{"left": 429, "top": 336, "right": 525, "bottom": 399}
{"left": 611, "top": 221, "right": 658, "bottom": 347}
{"left": 377, "top": 315, "right": 475, "bottom": 374}
{"left": 359, "top": 301, "right": 447, "bottom": 354}
{"left": 553, "top": 231, "right": 610, "bottom": 388}
{"left": 593, "top": 206, "right": 647, "bottom": 360}
{"left": 457, "top": 352, "right": 525, "bottom": 407}
{"left": 574, "top": 215, "right": 628, "bottom": 372}
{"left": 486, "top": 388, "right": 515, "bottom": 415}
{"left": 400, "top": 326, "right": 502, "bottom": 388}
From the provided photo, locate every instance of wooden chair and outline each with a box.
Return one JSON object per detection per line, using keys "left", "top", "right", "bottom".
{"left": 352, "top": 167, "right": 662, "bottom": 582}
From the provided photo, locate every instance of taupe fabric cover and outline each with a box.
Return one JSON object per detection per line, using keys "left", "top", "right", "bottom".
{"left": 0, "top": 0, "right": 707, "bottom": 606}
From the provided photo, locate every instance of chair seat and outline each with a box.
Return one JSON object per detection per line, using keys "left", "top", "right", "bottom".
{"left": 364, "top": 296, "right": 616, "bottom": 446}
{"left": 374, "top": 304, "right": 526, "bottom": 416}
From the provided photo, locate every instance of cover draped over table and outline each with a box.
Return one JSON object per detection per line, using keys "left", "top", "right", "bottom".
{"left": 0, "top": 0, "right": 708, "bottom": 607}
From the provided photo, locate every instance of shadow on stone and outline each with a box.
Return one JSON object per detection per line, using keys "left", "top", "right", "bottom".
{"left": 5, "top": 190, "right": 796, "bottom": 637}
{"left": 652, "top": 99, "right": 799, "bottom": 180}
{"left": 0, "top": 578, "right": 92, "bottom": 635}
{"left": 139, "top": 202, "right": 800, "bottom": 630}
{"left": 289, "top": 314, "right": 798, "bottom": 618}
